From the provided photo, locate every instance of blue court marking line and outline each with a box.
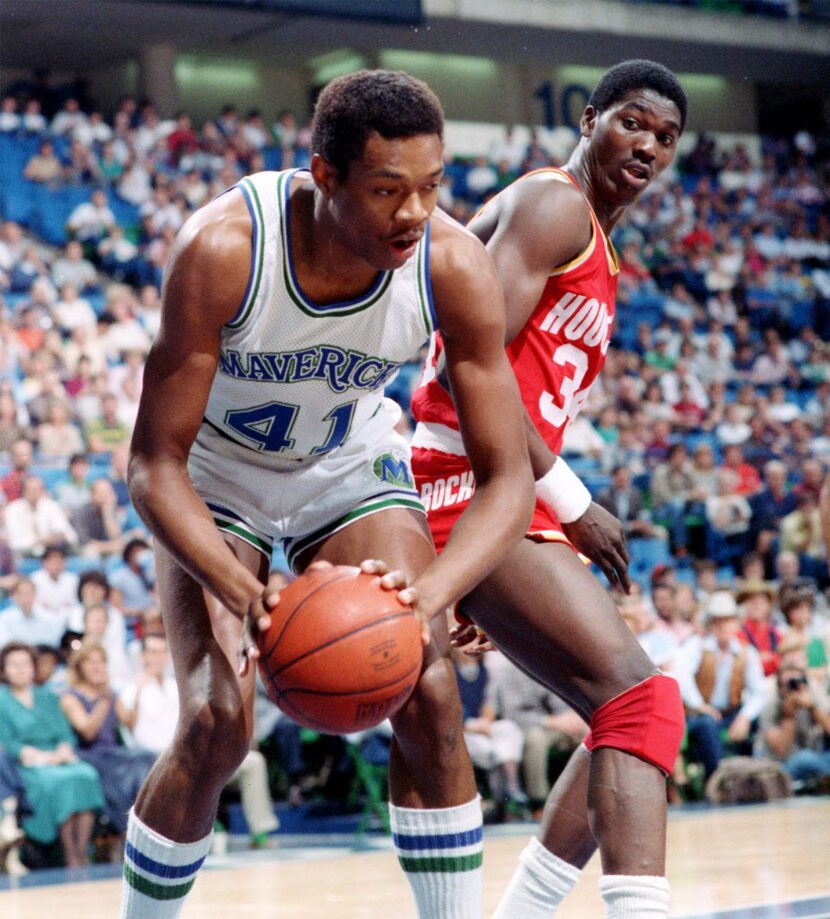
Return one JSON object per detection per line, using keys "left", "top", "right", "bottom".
{"left": 676, "top": 894, "right": 830, "bottom": 919}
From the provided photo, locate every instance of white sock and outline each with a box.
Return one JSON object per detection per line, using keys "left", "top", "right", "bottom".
{"left": 120, "top": 809, "right": 213, "bottom": 919}
{"left": 390, "top": 795, "right": 483, "bottom": 919}
{"left": 599, "top": 875, "right": 671, "bottom": 918}
{"left": 492, "top": 836, "right": 581, "bottom": 918}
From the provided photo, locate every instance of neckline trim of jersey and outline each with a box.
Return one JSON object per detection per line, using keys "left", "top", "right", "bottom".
{"left": 280, "top": 168, "right": 394, "bottom": 318}
{"left": 547, "top": 168, "right": 620, "bottom": 278}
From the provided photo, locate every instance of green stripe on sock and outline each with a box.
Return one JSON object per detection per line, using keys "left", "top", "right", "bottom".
{"left": 398, "top": 852, "right": 483, "bottom": 873}
{"left": 124, "top": 864, "right": 196, "bottom": 901}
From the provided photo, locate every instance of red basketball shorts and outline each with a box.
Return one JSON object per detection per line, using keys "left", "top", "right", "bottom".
{"left": 411, "top": 446, "right": 576, "bottom": 553}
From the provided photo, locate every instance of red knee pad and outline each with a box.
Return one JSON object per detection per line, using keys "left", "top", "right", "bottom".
{"left": 582, "top": 673, "right": 684, "bottom": 775}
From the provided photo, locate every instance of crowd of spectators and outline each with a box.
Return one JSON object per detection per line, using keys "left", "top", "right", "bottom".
{"left": 0, "top": 77, "right": 828, "bottom": 868}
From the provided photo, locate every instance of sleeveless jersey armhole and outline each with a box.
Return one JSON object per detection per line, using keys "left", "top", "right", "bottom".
{"left": 226, "top": 176, "right": 265, "bottom": 330}
{"left": 418, "top": 222, "right": 438, "bottom": 336}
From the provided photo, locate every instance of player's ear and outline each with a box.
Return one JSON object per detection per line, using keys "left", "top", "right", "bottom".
{"left": 310, "top": 153, "right": 339, "bottom": 197}
{"left": 580, "top": 105, "right": 598, "bottom": 139}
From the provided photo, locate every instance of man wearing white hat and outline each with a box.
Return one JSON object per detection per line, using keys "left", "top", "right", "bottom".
{"left": 674, "top": 590, "right": 767, "bottom": 778}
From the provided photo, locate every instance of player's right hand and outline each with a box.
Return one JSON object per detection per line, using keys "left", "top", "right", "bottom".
{"left": 238, "top": 588, "right": 280, "bottom": 678}
{"left": 359, "top": 558, "right": 431, "bottom": 647}
{"left": 562, "top": 502, "right": 631, "bottom": 593}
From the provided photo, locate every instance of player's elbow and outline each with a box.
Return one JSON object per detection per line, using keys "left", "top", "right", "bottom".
{"left": 126, "top": 450, "right": 149, "bottom": 508}
{"left": 488, "top": 459, "right": 534, "bottom": 540}
{"left": 514, "top": 464, "right": 536, "bottom": 534}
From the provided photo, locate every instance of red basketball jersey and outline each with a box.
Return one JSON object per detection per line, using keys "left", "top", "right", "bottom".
{"left": 411, "top": 167, "right": 619, "bottom": 456}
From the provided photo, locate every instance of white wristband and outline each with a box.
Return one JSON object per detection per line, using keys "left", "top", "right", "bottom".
{"left": 535, "top": 458, "right": 592, "bottom": 524}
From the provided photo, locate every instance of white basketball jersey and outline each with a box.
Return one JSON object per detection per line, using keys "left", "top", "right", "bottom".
{"left": 202, "top": 169, "right": 436, "bottom": 461}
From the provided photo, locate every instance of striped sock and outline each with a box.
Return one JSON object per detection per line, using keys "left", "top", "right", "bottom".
{"left": 389, "top": 796, "right": 483, "bottom": 919}
{"left": 599, "top": 875, "right": 671, "bottom": 918}
{"left": 120, "top": 810, "right": 213, "bottom": 919}
{"left": 492, "top": 836, "right": 581, "bottom": 917}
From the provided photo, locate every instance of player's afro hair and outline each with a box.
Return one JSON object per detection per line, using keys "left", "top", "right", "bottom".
{"left": 312, "top": 69, "right": 444, "bottom": 178}
{"left": 589, "top": 60, "right": 687, "bottom": 132}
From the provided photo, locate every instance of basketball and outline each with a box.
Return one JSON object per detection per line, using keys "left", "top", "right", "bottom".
{"left": 257, "top": 565, "right": 423, "bottom": 734}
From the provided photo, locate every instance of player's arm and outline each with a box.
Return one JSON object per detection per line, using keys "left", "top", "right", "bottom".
{"left": 127, "top": 191, "right": 268, "bottom": 622}
{"left": 413, "top": 217, "right": 534, "bottom": 619}
{"left": 471, "top": 178, "right": 591, "bottom": 481}
{"left": 470, "top": 173, "right": 591, "bottom": 350}
{"left": 472, "top": 176, "right": 630, "bottom": 590}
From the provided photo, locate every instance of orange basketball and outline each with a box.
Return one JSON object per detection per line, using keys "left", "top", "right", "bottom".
{"left": 257, "top": 565, "right": 423, "bottom": 734}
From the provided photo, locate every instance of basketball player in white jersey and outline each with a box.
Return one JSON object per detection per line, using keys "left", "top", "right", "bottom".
{"left": 119, "top": 71, "right": 533, "bottom": 919}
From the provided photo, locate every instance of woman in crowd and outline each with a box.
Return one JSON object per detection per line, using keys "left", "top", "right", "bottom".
{"left": 60, "top": 640, "right": 156, "bottom": 857}
{"left": 0, "top": 642, "right": 103, "bottom": 867}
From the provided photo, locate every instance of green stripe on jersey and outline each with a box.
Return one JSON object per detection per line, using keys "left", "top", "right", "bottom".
{"left": 124, "top": 865, "right": 196, "bottom": 901}
{"left": 398, "top": 853, "right": 484, "bottom": 873}
{"left": 285, "top": 495, "right": 424, "bottom": 568}
{"left": 214, "top": 518, "right": 272, "bottom": 556}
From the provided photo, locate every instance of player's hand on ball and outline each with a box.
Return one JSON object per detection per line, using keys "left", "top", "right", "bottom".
{"left": 562, "top": 502, "right": 631, "bottom": 594}
{"left": 238, "top": 587, "right": 281, "bottom": 677}
{"left": 359, "top": 559, "right": 430, "bottom": 647}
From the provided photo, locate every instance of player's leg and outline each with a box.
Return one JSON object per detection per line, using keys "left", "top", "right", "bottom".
{"left": 121, "top": 537, "right": 268, "bottom": 919}
{"left": 463, "top": 539, "right": 682, "bottom": 919}
{"left": 299, "top": 507, "right": 482, "bottom": 919}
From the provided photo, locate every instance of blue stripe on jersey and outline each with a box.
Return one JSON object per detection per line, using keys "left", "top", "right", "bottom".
{"left": 205, "top": 500, "right": 248, "bottom": 523}
{"left": 124, "top": 841, "right": 206, "bottom": 879}
{"left": 228, "top": 179, "right": 260, "bottom": 327}
{"left": 423, "top": 222, "right": 438, "bottom": 333}
{"left": 392, "top": 827, "right": 483, "bottom": 851}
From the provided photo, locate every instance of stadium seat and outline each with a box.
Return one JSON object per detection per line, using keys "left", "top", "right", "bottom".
{"left": 629, "top": 536, "right": 674, "bottom": 577}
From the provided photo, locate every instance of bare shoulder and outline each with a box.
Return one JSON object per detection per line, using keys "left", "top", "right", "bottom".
{"left": 484, "top": 171, "right": 591, "bottom": 246}
{"left": 428, "top": 207, "right": 491, "bottom": 280}
{"left": 426, "top": 209, "right": 503, "bottom": 336}
{"left": 165, "top": 187, "right": 252, "bottom": 326}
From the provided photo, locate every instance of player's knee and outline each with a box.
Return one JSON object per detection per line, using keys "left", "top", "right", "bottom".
{"left": 584, "top": 673, "right": 684, "bottom": 775}
{"left": 393, "top": 657, "right": 466, "bottom": 757}
{"left": 592, "top": 635, "right": 659, "bottom": 703}
{"left": 178, "top": 697, "right": 251, "bottom": 780}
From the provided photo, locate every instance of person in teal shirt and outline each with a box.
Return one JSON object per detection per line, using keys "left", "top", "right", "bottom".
{"left": 0, "top": 641, "right": 103, "bottom": 866}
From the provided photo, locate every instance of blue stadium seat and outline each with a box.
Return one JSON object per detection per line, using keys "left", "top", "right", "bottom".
{"left": 673, "top": 567, "right": 696, "bottom": 585}
{"left": 628, "top": 537, "right": 673, "bottom": 580}
{"left": 786, "top": 301, "right": 815, "bottom": 333}
{"left": 65, "top": 555, "right": 104, "bottom": 576}
{"left": 583, "top": 473, "right": 611, "bottom": 497}
{"left": 17, "top": 557, "right": 43, "bottom": 576}
{"left": 30, "top": 464, "right": 70, "bottom": 495}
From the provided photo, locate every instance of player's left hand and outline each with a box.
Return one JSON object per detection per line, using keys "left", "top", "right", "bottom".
{"left": 562, "top": 502, "right": 631, "bottom": 593}
{"left": 449, "top": 621, "right": 495, "bottom": 654}
{"left": 360, "top": 559, "right": 430, "bottom": 647}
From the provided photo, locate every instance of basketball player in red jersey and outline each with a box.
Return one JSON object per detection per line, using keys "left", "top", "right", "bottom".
{"left": 412, "top": 61, "right": 688, "bottom": 917}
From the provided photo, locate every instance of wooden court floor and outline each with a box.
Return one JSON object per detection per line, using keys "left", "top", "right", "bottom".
{"left": 1, "top": 798, "right": 828, "bottom": 918}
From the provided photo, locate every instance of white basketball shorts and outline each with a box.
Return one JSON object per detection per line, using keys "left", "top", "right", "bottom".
{"left": 188, "top": 399, "right": 425, "bottom": 570}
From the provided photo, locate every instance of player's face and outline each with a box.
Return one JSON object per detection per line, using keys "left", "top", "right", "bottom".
{"left": 583, "top": 89, "right": 681, "bottom": 207}
{"left": 318, "top": 132, "right": 444, "bottom": 271}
